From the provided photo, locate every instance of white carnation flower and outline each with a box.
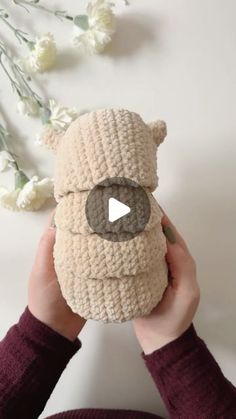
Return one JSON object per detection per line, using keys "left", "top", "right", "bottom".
{"left": 73, "top": 0, "right": 116, "bottom": 54}
{"left": 48, "top": 99, "right": 78, "bottom": 130}
{"left": 22, "top": 33, "right": 57, "bottom": 73}
{"left": 0, "top": 176, "right": 54, "bottom": 211}
{"left": 16, "top": 176, "right": 54, "bottom": 211}
{"left": 17, "top": 97, "right": 39, "bottom": 116}
{"left": 0, "top": 187, "right": 20, "bottom": 211}
{"left": 0, "top": 151, "right": 15, "bottom": 172}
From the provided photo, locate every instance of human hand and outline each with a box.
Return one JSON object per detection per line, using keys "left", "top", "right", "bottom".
{"left": 28, "top": 210, "right": 86, "bottom": 341}
{"left": 133, "top": 209, "right": 200, "bottom": 354}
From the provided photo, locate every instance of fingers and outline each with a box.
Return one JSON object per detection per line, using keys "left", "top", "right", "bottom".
{"left": 38, "top": 228, "right": 56, "bottom": 264}
{"left": 159, "top": 205, "right": 189, "bottom": 253}
{"left": 46, "top": 208, "right": 56, "bottom": 230}
{"left": 158, "top": 205, "right": 197, "bottom": 289}
{"left": 34, "top": 208, "right": 57, "bottom": 270}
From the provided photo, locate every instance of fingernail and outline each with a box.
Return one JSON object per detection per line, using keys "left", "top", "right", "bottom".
{"left": 163, "top": 225, "right": 176, "bottom": 244}
{"left": 50, "top": 215, "right": 56, "bottom": 229}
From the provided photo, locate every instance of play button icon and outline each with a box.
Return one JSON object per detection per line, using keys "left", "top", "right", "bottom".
{"left": 85, "top": 177, "right": 151, "bottom": 242}
{"left": 108, "top": 198, "right": 131, "bottom": 222}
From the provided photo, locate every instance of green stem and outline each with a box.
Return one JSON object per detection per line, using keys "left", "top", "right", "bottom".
{"left": 0, "top": 123, "right": 19, "bottom": 170}
{"left": 0, "top": 49, "right": 22, "bottom": 97}
{"left": 11, "top": 60, "right": 42, "bottom": 105}
{"left": 0, "top": 10, "right": 32, "bottom": 46}
{"left": 13, "top": 0, "right": 74, "bottom": 21}
{"left": 0, "top": 42, "right": 44, "bottom": 107}
{"left": 0, "top": 124, "right": 9, "bottom": 151}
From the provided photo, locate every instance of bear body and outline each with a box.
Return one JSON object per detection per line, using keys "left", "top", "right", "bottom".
{"left": 42, "top": 109, "right": 168, "bottom": 322}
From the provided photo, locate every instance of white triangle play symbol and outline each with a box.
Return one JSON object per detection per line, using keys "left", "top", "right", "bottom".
{"left": 108, "top": 197, "right": 131, "bottom": 222}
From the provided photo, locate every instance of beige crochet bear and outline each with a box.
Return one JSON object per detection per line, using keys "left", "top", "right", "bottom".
{"left": 41, "top": 108, "right": 168, "bottom": 323}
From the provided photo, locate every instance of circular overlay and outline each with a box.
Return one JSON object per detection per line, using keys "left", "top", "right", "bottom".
{"left": 85, "top": 177, "right": 151, "bottom": 242}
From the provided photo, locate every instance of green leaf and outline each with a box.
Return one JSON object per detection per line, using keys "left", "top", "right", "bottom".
{"left": 15, "top": 170, "right": 30, "bottom": 189}
{"left": 74, "top": 14, "right": 89, "bottom": 30}
{"left": 40, "top": 106, "right": 51, "bottom": 125}
{"left": 27, "top": 41, "right": 36, "bottom": 51}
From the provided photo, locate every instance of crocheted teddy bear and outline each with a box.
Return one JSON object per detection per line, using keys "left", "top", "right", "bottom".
{"left": 41, "top": 108, "right": 168, "bottom": 323}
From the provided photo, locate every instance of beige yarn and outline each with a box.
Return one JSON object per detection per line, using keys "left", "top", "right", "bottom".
{"left": 41, "top": 108, "right": 168, "bottom": 323}
{"left": 55, "top": 190, "right": 162, "bottom": 235}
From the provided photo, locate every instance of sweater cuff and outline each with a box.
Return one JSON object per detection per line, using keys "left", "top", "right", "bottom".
{"left": 141, "top": 324, "right": 199, "bottom": 365}
{"left": 17, "top": 307, "right": 82, "bottom": 358}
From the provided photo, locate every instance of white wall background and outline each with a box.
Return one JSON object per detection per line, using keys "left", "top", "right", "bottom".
{"left": 0, "top": 1, "right": 236, "bottom": 418}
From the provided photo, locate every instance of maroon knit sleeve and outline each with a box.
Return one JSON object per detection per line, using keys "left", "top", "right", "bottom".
{"left": 0, "top": 307, "right": 81, "bottom": 419}
{"left": 142, "top": 324, "right": 236, "bottom": 418}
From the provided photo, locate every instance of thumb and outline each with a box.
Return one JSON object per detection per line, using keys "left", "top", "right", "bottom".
{"left": 34, "top": 210, "right": 56, "bottom": 271}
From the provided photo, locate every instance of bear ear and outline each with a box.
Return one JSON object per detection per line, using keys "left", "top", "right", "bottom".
{"left": 40, "top": 127, "right": 65, "bottom": 152}
{"left": 148, "top": 120, "right": 167, "bottom": 147}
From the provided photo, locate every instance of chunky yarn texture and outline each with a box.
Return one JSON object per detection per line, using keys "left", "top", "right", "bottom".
{"left": 42, "top": 108, "right": 168, "bottom": 322}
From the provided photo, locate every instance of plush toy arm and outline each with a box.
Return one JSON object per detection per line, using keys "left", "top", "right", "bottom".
{"left": 40, "top": 127, "right": 64, "bottom": 152}
{"left": 148, "top": 120, "right": 167, "bottom": 146}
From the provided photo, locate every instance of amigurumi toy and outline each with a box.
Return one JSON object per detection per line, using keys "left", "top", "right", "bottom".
{"left": 41, "top": 108, "right": 168, "bottom": 323}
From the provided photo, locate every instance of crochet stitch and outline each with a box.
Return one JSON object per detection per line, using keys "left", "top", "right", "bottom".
{"left": 41, "top": 108, "right": 168, "bottom": 322}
